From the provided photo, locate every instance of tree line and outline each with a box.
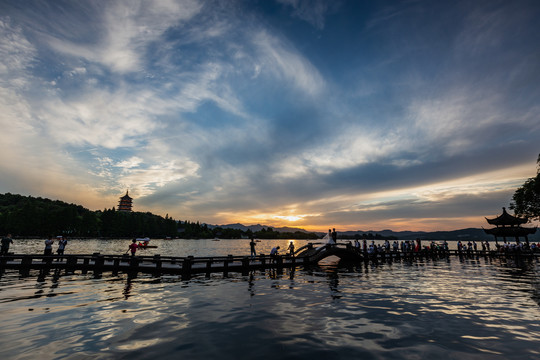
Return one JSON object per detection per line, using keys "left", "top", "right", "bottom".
{"left": 0, "top": 193, "right": 319, "bottom": 239}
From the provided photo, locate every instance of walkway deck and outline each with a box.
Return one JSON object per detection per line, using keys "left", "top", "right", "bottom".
{"left": 0, "top": 253, "right": 304, "bottom": 279}
{"left": 1, "top": 244, "right": 538, "bottom": 279}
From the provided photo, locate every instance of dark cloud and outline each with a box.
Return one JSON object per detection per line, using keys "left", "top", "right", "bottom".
{"left": 1, "top": 0, "right": 539, "bottom": 231}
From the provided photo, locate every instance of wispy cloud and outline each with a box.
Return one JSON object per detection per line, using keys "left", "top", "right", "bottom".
{"left": 277, "top": 0, "right": 331, "bottom": 29}
{"left": 46, "top": 0, "right": 203, "bottom": 73}
{"left": 253, "top": 30, "right": 325, "bottom": 96}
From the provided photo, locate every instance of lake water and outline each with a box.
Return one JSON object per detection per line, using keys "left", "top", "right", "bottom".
{"left": 0, "top": 239, "right": 539, "bottom": 359}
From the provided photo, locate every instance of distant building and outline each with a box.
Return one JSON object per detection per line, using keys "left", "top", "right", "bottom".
{"left": 483, "top": 207, "right": 537, "bottom": 245}
{"left": 118, "top": 190, "right": 133, "bottom": 212}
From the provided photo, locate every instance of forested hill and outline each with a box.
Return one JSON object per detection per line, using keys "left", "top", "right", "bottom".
{"left": 0, "top": 193, "right": 320, "bottom": 239}
{"left": 0, "top": 193, "right": 179, "bottom": 238}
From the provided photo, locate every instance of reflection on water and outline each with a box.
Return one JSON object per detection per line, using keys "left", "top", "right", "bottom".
{"left": 0, "top": 241, "right": 539, "bottom": 359}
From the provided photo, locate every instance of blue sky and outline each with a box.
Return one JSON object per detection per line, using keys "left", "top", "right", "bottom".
{"left": 0, "top": 0, "right": 539, "bottom": 232}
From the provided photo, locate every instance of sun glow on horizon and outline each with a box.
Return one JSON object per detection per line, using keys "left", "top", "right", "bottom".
{"left": 273, "top": 215, "right": 304, "bottom": 222}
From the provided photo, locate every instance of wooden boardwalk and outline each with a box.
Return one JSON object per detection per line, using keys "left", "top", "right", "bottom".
{"left": 0, "top": 244, "right": 538, "bottom": 279}
{"left": 0, "top": 253, "right": 304, "bottom": 279}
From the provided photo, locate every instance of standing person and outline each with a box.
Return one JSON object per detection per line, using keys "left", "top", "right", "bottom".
{"left": 128, "top": 239, "right": 138, "bottom": 256}
{"left": 1, "top": 234, "right": 13, "bottom": 255}
{"left": 250, "top": 237, "right": 257, "bottom": 258}
{"left": 288, "top": 241, "right": 295, "bottom": 256}
{"left": 44, "top": 236, "right": 54, "bottom": 255}
{"left": 331, "top": 228, "right": 337, "bottom": 244}
{"left": 363, "top": 236, "right": 368, "bottom": 254}
{"left": 57, "top": 236, "right": 68, "bottom": 258}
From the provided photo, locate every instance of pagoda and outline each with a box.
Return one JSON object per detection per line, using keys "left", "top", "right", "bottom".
{"left": 483, "top": 207, "right": 537, "bottom": 245}
{"left": 118, "top": 190, "right": 133, "bottom": 212}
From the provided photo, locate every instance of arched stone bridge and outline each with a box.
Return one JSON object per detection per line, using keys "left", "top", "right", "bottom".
{"left": 295, "top": 243, "right": 363, "bottom": 263}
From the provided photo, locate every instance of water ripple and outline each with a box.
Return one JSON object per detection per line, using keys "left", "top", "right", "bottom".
{"left": 0, "top": 252, "right": 539, "bottom": 359}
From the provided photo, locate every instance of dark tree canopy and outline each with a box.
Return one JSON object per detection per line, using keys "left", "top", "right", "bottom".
{"left": 0, "top": 193, "right": 320, "bottom": 239}
{"left": 510, "top": 154, "right": 540, "bottom": 222}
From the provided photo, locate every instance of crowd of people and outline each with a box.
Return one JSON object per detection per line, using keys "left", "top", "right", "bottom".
{"left": 1, "top": 233, "right": 539, "bottom": 259}
{"left": 348, "top": 238, "right": 451, "bottom": 256}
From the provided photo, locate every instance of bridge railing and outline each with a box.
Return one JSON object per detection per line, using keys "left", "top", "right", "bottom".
{"left": 0, "top": 252, "right": 304, "bottom": 278}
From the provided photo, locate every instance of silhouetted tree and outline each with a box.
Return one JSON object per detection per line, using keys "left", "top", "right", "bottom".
{"left": 510, "top": 154, "right": 540, "bottom": 221}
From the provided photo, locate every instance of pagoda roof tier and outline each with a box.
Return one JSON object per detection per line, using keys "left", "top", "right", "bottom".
{"left": 484, "top": 226, "right": 537, "bottom": 237}
{"left": 120, "top": 190, "right": 132, "bottom": 200}
{"left": 485, "top": 207, "right": 528, "bottom": 226}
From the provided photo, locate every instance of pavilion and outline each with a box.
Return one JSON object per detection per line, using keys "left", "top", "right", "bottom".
{"left": 483, "top": 207, "right": 537, "bottom": 245}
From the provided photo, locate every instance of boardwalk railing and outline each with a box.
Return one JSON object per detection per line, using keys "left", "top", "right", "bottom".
{"left": 0, "top": 253, "right": 304, "bottom": 279}
{"left": 1, "top": 245, "right": 539, "bottom": 279}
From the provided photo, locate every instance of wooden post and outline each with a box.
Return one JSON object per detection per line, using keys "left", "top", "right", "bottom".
{"left": 82, "top": 257, "right": 90, "bottom": 274}
{"left": 276, "top": 255, "right": 283, "bottom": 269}
{"left": 153, "top": 254, "right": 162, "bottom": 275}
{"left": 93, "top": 254, "right": 104, "bottom": 277}
{"left": 44, "top": 254, "right": 53, "bottom": 267}
{"left": 241, "top": 256, "right": 249, "bottom": 276}
{"left": 205, "top": 258, "right": 213, "bottom": 277}
{"left": 66, "top": 256, "right": 77, "bottom": 274}
{"left": 182, "top": 256, "right": 192, "bottom": 280}
{"left": 129, "top": 256, "right": 140, "bottom": 278}
{"left": 112, "top": 258, "right": 120, "bottom": 275}
{"left": 20, "top": 256, "right": 32, "bottom": 276}
{"left": 223, "top": 255, "right": 233, "bottom": 277}
{"left": 259, "top": 254, "right": 266, "bottom": 267}
{"left": 276, "top": 255, "right": 284, "bottom": 275}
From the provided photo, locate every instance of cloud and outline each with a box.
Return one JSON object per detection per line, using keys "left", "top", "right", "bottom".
{"left": 0, "top": 18, "right": 37, "bottom": 87}
{"left": 252, "top": 30, "right": 325, "bottom": 96}
{"left": 46, "top": 0, "right": 203, "bottom": 73}
{"left": 117, "top": 159, "right": 200, "bottom": 198}
{"left": 277, "top": 0, "right": 331, "bottom": 29}
{"left": 115, "top": 156, "right": 143, "bottom": 169}
{"left": 38, "top": 87, "right": 161, "bottom": 148}
{"left": 0, "top": 0, "right": 539, "bottom": 232}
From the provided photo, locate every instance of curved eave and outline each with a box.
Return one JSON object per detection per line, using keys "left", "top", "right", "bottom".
{"left": 485, "top": 207, "right": 528, "bottom": 226}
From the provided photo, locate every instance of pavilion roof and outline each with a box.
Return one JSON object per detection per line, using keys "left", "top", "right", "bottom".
{"left": 485, "top": 207, "right": 528, "bottom": 226}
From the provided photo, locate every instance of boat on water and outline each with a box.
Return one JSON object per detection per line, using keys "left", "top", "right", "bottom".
{"left": 136, "top": 238, "right": 158, "bottom": 249}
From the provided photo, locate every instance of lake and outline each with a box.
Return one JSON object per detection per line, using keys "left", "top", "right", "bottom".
{"left": 0, "top": 238, "right": 539, "bottom": 359}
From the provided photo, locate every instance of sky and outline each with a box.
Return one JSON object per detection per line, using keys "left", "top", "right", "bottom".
{"left": 0, "top": 0, "right": 539, "bottom": 232}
